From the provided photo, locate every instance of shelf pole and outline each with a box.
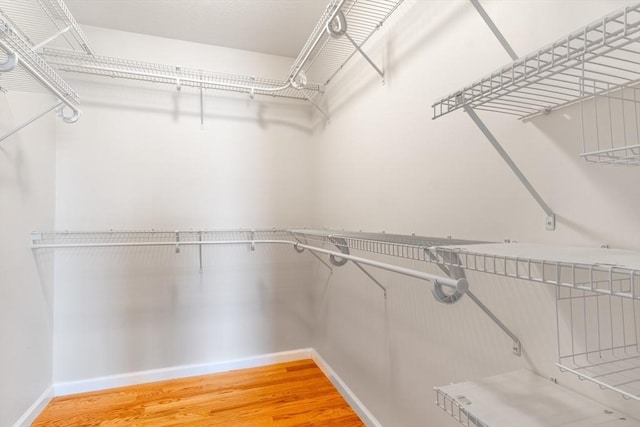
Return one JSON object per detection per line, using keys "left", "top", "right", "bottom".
{"left": 0, "top": 101, "right": 62, "bottom": 143}
{"left": 469, "top": 0, "right": 518, "bottom": 60}
{"left": 352, "top": 261, "right": 387, "bottom": 298}
{"left": 344, "top": 32, "right": 384, "bottom": 81}
{"left": 465, "top": 289, "right": 522, "bottom": 356}
{"left": 464, "top": 106, "right": 556, "bottom": 230}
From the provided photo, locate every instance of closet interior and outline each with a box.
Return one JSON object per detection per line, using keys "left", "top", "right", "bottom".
{"left": 2, "top": 0, "right": 639, "bottom": 426}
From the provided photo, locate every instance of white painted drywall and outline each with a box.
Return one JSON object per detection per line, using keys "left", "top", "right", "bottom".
{"left": 310, "top": 0, "right": 640, "bottom": 425}
{"left": 51, "top": 27, "right": 318, "bottom": 383}
{"left": 0, "top": 92, "right": 56, "bottom": 426}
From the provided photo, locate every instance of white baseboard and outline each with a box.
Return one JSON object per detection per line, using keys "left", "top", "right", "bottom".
{"left": 12, "top": 385, "right": 54, "bottom": 427}
{"left": 52, "top": 348, "right": 380, "bottom": 426}
{"left": 54, "top": 348, "right": 314, "bottom": 396}
{"left": 311, "top": 350, "right": 383, "bottom": 427}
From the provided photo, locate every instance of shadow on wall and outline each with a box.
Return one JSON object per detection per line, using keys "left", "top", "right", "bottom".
{"left": 320, "top": 1, "right": 470, "bottom": 121}
{"left": 48, "top": 236, "right": 316, "bottom": 383}
{"left": 67, "top": 78, "right": 315, "bottom": 135}
{"left": 530, "top": 99, "right": 640, "bottom": 248}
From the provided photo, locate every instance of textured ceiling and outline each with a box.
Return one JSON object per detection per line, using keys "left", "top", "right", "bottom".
{"left": 65, "top": 0, "right": 329, "bottom": 58}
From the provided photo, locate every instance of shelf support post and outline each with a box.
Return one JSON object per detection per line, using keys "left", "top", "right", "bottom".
{"left": 343, "top": 32, "right": 384, "bottom": 82}
{"left": 464, "top": 106, "right": 556, "bottom": 230}
{"left": 0, "top": 101, "right": 62, "bottom": 143}
{"left": 429, "top": 249, "right": 522, "bottom": 356}
{"left": 352, "top": 261, "right": 387, "bottom": 298}
{"left": 469, "top": 0, "right": 518, "bottom": 61}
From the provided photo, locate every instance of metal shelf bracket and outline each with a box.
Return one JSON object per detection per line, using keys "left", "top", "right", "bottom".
{"left": 328, "top": 9, "right": 385, "bottom": 83}
{"left": 464, "top": 106, "right": 556, "bottom": 231}
{"left": 0, "top": 51, "right": 18, "bottom": 71}
{"left": 428, "top": 248, "right": 522, "bottom": 356}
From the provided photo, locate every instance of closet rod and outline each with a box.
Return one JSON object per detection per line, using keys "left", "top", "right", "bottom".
{"left": 32, "top": 238, "right": 465, "bottom": 291}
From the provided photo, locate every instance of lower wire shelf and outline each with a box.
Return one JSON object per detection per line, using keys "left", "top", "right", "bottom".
{"left": 435, "top": 370, "right": 638, "bottom": 427}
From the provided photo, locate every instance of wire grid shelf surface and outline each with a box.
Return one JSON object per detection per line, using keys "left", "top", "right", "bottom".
{"left": 580, "top": 80, "right": 640, "bottom": 166}
{"left": 432, "top": 2, "right": 640, "bottom": 119}
{"left": 0, "top": 0, "right": 92, "bottom": 54}
{"left": 435, "top": 388, "right": 489, "bottom": 427}
{"left": 288, "top": 0, "right": 404, "bottom": 86}
{"left": 434, "top": 370, "right": 638, "bottom": 426}
{"left": 430, "top": 243, "right": 640, "bottom": 300}
{"left": 0, "top": 18, "right": 79, "bottom": 104}
{"left": 31, "top": 229, "right": 293, "bottom": 247}
{"left": 43, "top": 49, "right": 321, "bottom": 101}
{"left": 290, "top": 229, "right": 482, "bottom": 262}
{"left": 557, "top": 286, "right": 640, "bottom": 400}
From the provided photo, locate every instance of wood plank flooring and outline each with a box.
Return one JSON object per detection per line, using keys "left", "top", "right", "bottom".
{"left": 33, "top": 359, "right": 364, "bottom": 426}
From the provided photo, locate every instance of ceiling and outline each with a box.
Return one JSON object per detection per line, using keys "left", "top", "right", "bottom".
{"left": 65, "top": 0, "right": 329, "bottom": 58}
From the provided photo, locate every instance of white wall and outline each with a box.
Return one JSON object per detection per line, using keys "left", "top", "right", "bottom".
{"left": 51, "top": 27, "right": 317, "bottom": 383}
{"left": 0, "top": 92, "right": 56, "bottom": 426}
{"left": 310, "top": 0, "right": 640, "bottom": 425}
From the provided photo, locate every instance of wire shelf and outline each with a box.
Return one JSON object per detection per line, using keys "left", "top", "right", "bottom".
{"left": 288, "top": 0, "right": 404, "bottom": 86}
{"left": 31, "top": 228, "right": 293, "bottom": 247}
{"left": 432, "top": 3, "right": 640, "bottom": 120}
{"left": 0, "top": 18, "right": 79, "bottom": 105}
{"left": 43, "top": 48, "right": 322, "bottom": 101}
{"left": 0, "top": 0, "right": 93, "bottom": 54}
{"left": 430, "top": 244, "right": 640, "bottom": 301}
{"left": 580, "top": 80, "right": 640, "bottom": 166}
{"left": 435, "top": 370, "right": 638, "bottom": 426}
{"left": 557, "top": 286, "right": 640, "bottom": 400}
{"left": 290, "top": 229, "right": 481, "bottom": 262}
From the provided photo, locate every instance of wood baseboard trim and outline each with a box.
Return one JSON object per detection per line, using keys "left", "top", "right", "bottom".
{"left": 54, "top": 348, "right": 314, "bottom": 396}
{"left": 311, "top": 350, "right": 383, "bottom": 427}
{"left": 12, "top": 386, "right": 54, "bottom": 427}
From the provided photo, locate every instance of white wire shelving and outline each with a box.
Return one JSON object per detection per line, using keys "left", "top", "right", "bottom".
{"left": 31, "top": 228, "right": 640, "bottom": 400}
{"left": 435, "top": 370, "right": 638, "bottom": 427}
{"left": 580, "top": 80, "right": 640, "bottom": 166}
{"left": 30, "top": 228, "right": 467, "bottom": 292}
{"left": 557, "top": 284, "right": 640, "bottom": 401}
{"left": 0, "top": 0, "right": 93, "bottom": 55}
{"left": 432, "top": 3, "right": 640, "bottom": 121}
{"left": 288, "top": 0, "right": 405, "bottom": 86}
{"left": 0, "top": 0, "right": 86, "bottom": 139}
{"left": 429, "top": 243, "right": 640, "bottom": 300}
{"left": 42, "top": 48, "right": 321, "bottom": 101}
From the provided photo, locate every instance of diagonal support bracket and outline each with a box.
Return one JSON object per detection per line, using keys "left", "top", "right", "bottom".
{"left": 352, "top": 261, "right": 387, "bottom": 298}
{"left": 428, "top": 248, "right": 522, "bottom": 356}
{"left": 464, "top": 106, "right": 556, "bottom": 231}
{"left": 469, "top": 0, "right": 518, "bottom": 61}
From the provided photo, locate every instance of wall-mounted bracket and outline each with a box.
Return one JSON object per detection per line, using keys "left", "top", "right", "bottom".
{"left": 469, "top": 0, "right": 518, "bottom": 61}
{"left": 0, "top": 101, "right": 62, "bottom": 143}
{"left": 464, "top": 106, "right": 556, "bottom": 231}
{"left": 327, "top": 10, "right": 385, "bottom": 83}
{"left": 0, "top": 51, "right": 18, "bottom": 72}
{"left": 33, "top": 26, "right": 71, "bottom": 51}
{"left": 175, "top": 230, "right": 180, "bottom": 253}
{"left": 352, "top": 261, "right": 387, "bottom": 298}
{"left": 428, "top": 248, "right": 522, "bottom": 356}
{"left": 328, "top": 236, "right": 349, "bottom": 266}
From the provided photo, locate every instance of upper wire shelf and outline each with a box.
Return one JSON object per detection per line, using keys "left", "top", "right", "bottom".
{"left": 43, "top": 48, "right": 322, "bottom": 101}
{"left": 0, "top": 16, "right": 80, "bottom": 117}
{"left": 0, "top": 0, "right": 93, "bottom": 55}
{"left": 288, "top": 0, "right": 404, "bottom": 86}
{"left": 432, "top": 2, "right": 640, "bottom": 120}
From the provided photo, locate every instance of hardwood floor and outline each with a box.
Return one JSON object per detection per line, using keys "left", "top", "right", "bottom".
{"left": 33, "top": 359, "right": 364, "bottom": 426}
